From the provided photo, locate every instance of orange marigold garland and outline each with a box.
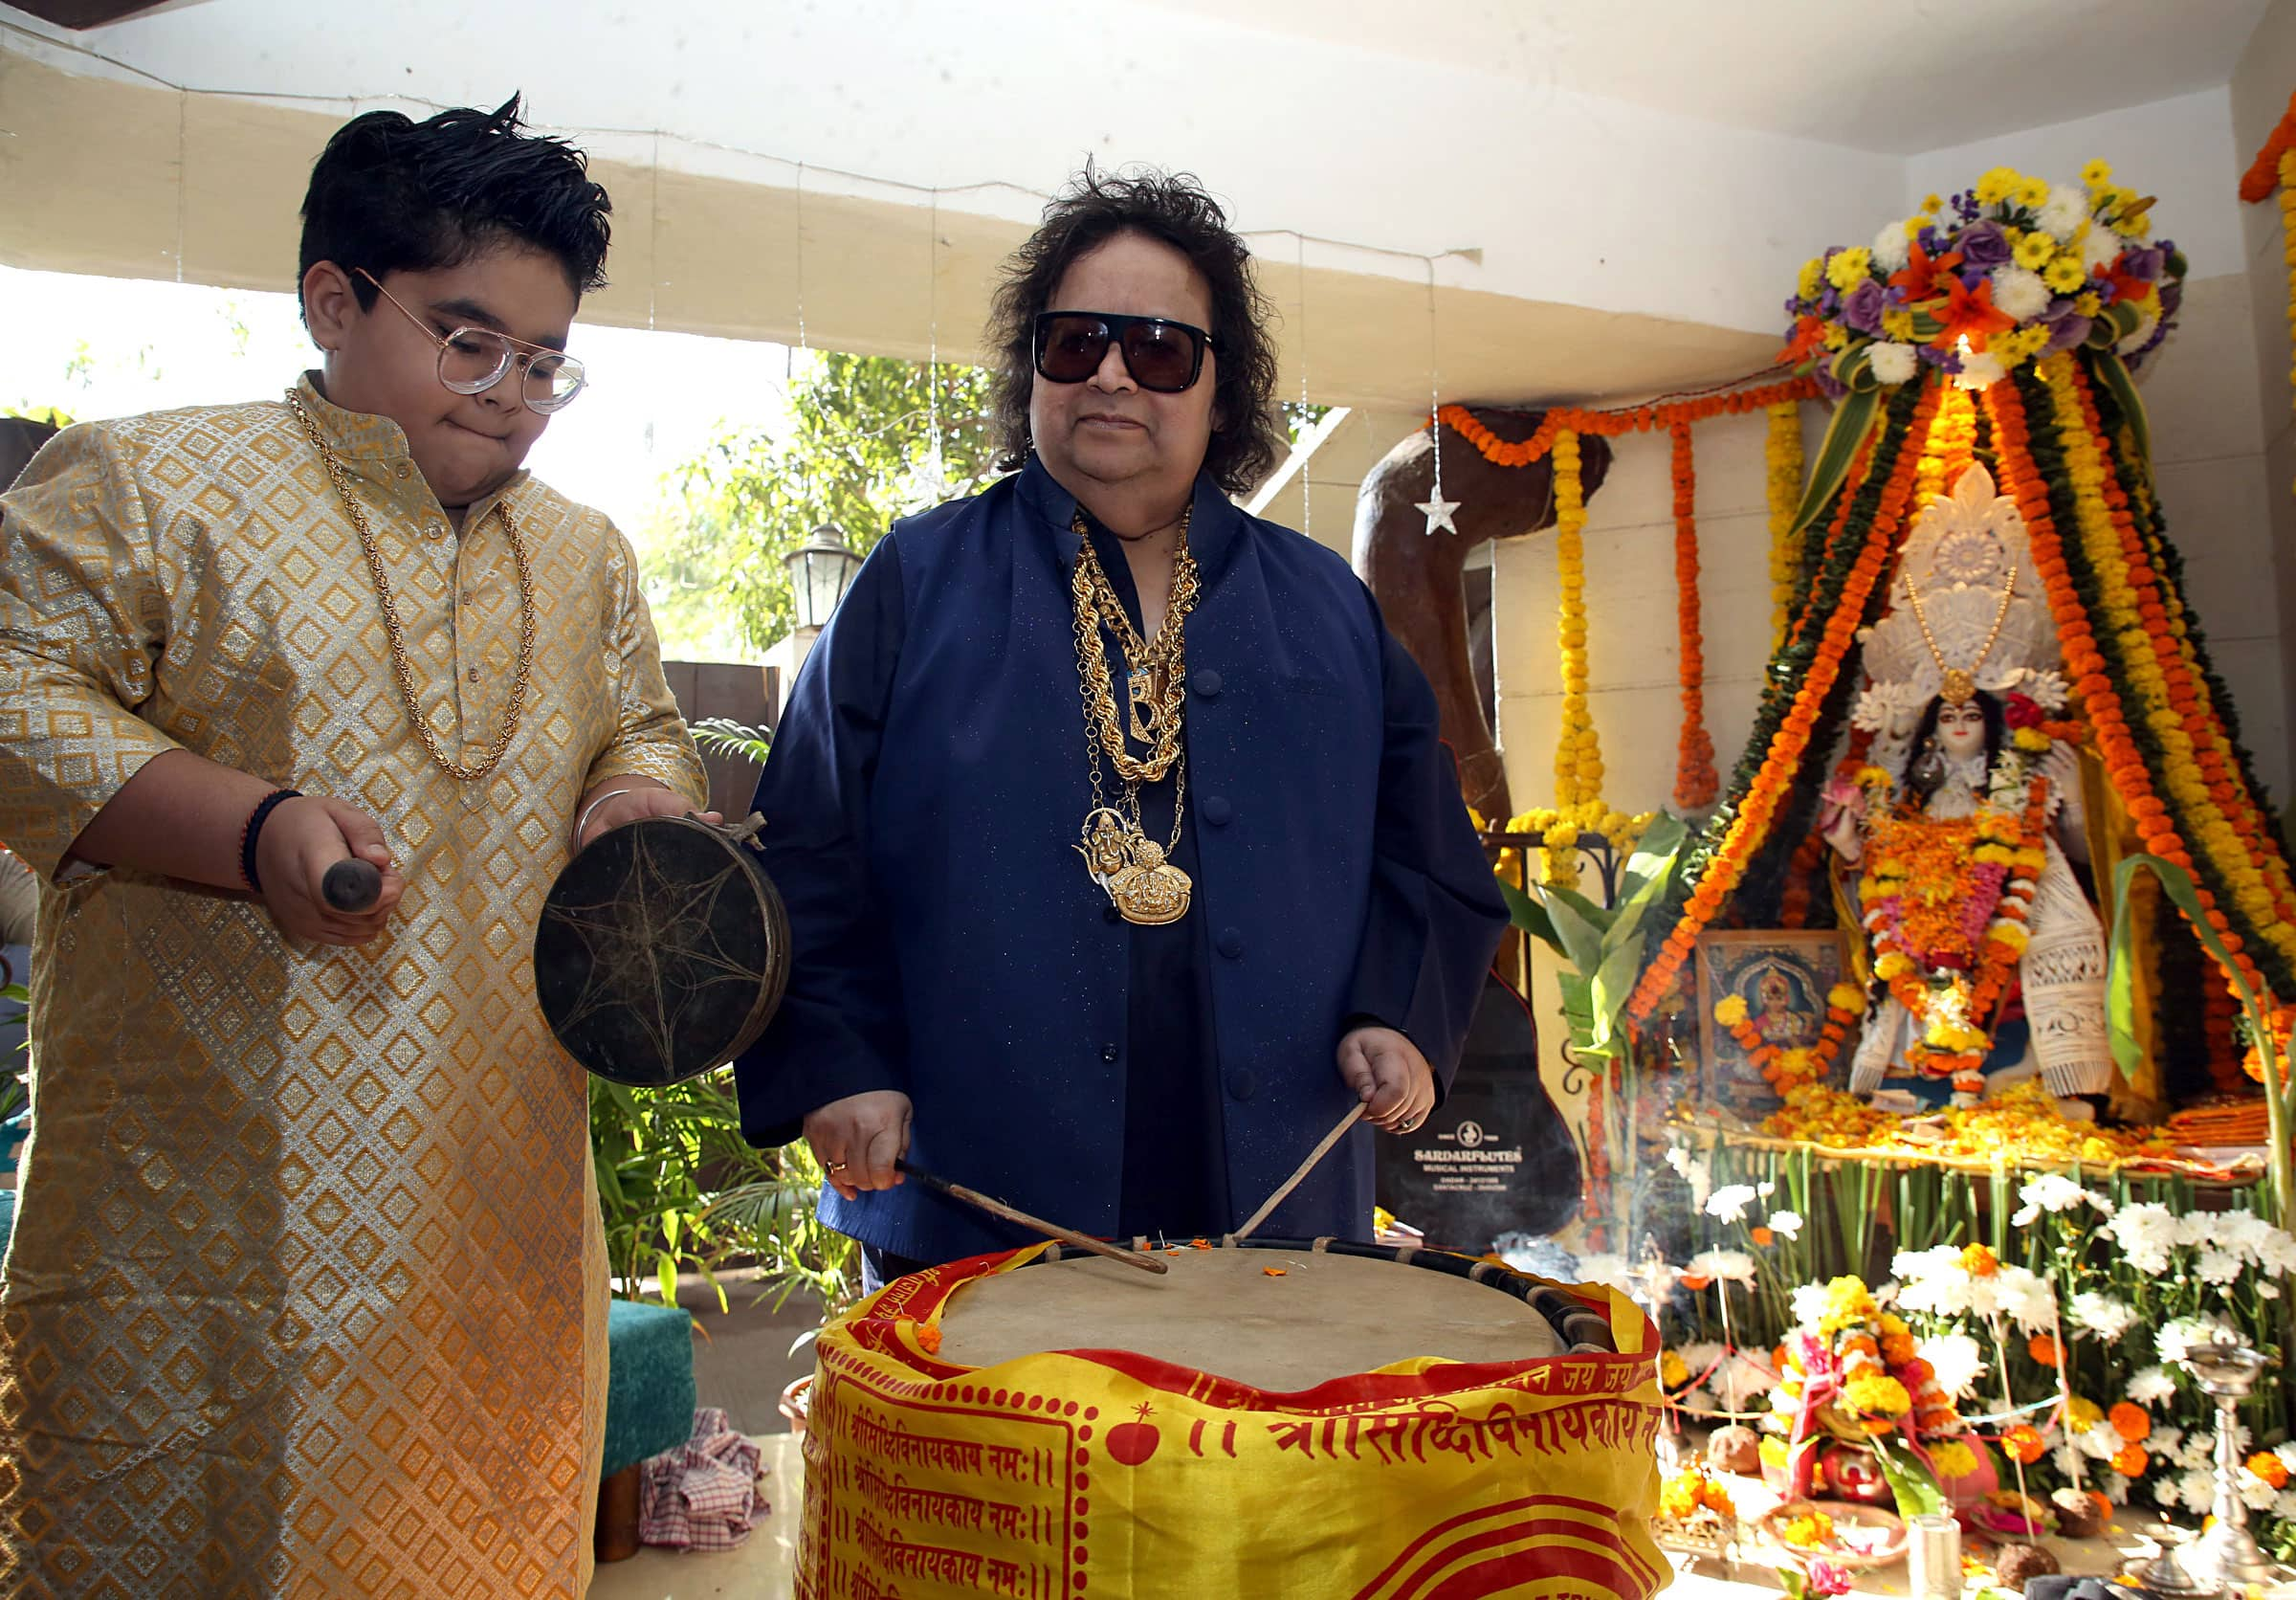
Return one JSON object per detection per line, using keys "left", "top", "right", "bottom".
{"left": 1628, "top": 380, "right": 1943, "bottom": 1024}
{"left": 1435, "top": 375, "right": 1821, "bottom": 471}
{"left": 1672, "top": 419, "right": 1717, "bottom": 810}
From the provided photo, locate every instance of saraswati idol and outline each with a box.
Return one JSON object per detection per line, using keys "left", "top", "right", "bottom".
{"left": 1820, "top": 464, "right": 2111, "bottom": 1113}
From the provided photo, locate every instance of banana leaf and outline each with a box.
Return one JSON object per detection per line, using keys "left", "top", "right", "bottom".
{"left": 2107, "top": 854, "right": 2267, "bottom": 1078}
{"left": 1788, "top": 385, "right": 1880, "bottom": 541}
{"left": 1497, "top": 874, "right": 1562, "bottom": 954}
{"left": 2090, "top": 349, "right": 2153, "bottom": 479}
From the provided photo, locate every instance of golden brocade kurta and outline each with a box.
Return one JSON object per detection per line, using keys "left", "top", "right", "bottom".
{"left": 0, "top": 376, "right": 707, "bottom": 1599}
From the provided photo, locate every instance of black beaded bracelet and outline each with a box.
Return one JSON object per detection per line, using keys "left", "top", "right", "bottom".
{"left": 240, "top": 788, "right": 303, "bottom": 894}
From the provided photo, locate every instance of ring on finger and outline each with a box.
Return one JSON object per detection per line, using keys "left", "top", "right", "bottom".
{"left": 826, "top": 1160, "right": 849, "bottom": 1174}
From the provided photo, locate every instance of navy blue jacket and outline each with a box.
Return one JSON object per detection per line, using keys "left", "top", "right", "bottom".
{"left": 734, "top": 457, "right": 1506, "bottom": 1264}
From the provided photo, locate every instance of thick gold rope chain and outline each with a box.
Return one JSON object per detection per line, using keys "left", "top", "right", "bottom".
{"left": 287, "top": 392, "right": 537, "bottom": 782}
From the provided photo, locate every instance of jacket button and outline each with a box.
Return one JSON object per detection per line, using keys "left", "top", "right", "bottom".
{"left": 1216, "top": 927, "right": 1244, "bottom": 959}
{"left": 1101, "top": 1043, "right": 1120, "bottom": 1063}
{"left": 1202, "top": 794, "right": 1232, "bottom": 827}
{"left": 1226, "top": 1069, "right": 1255, "bottom": 1100}
{"left": 1192, "top": 669, "right": 1223, "bottom": 699}
{"left": 1102, "top": 903, "right": 1121, "bottom": 923}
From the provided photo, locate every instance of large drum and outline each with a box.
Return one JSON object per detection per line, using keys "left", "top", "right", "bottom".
{"left": 799, "top": 1238, "right": 1665, "bottom": 1599}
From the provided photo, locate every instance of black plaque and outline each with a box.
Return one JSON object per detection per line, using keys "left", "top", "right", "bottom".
{"left": 1376, "top": 972, "right": 1581, "bottom": 1252}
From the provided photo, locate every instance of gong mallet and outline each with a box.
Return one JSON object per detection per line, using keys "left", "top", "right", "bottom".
{"left": 321, "top": 858, "right": 384, "bottom": 913}
{"left": 1232, "top": 1102, "right": 1367, "bottom": 1240}
{"left": 894, "top": 1160, "right": 1168, "bottom": 1277}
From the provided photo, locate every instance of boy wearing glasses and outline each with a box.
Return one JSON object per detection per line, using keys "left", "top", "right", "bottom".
{"left": 0, "top": 99, "right": 705, "bottom": 1595}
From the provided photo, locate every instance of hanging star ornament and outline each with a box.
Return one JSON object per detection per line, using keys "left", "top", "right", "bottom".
{"left": 1417, "top": 492, "right": 1462, "bottom": 537}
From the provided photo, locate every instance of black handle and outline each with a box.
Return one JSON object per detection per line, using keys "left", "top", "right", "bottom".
{"left": 321, "top": 858, "right": 383, "bottom": 913}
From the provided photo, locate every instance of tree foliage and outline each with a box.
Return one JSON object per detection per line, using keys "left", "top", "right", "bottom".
{"left": 646, "top": 352, "right": 998, "bottom": 653}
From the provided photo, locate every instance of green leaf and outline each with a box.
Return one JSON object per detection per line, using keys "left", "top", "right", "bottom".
{"left": 1496, "top": 875, "right": 1563, "bottom": 954}
{"left": 2091, "top": 350, "right": 2153, "bottom": 480}
{"left": 1868, "top": 1434, "right": 1949, "bottom": 1521}
{"left": 1540, "top": 886, "right": 1613, "bottom": 975}
{"left": 653, "top": 1252, "right": 680, "bottom": 1308}
{"left": 1618, "top": 813, "right": 1689, "bottom": 905}
{"left": 2107, "top": 854, "right": 2268, "bottom": 1079}
{"left": 1584, "top": 936, "right": 1646, "bottom": 1056}
{"left": 1789, "top": 387, "right": 1880, "bottom": 542}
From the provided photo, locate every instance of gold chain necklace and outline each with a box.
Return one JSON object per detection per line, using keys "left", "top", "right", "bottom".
{"left": 1903, "top": 561, "right": 2016, "bottom": 705}
{"left": 288, "top": 392, "right": 537, "bottom": 782}
{"left": 1070, "top": 505, "right": 1198, "bottom": 925}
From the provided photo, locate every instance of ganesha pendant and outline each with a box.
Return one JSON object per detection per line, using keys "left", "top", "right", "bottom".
{"left": 1075, "top": 810, "right": 1192, "bottom": 925}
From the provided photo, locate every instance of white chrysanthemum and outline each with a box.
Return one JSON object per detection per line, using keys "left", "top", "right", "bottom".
{"left": 1925, "top": 1332, "right": 1986, "bottom": 1399}
{"left": 2277, "top": 1486, "right": 2296, "bottom": 1522}
{"left": 2159, "top": 1314, "right": 2239, "bottom": 1366}
{"left": 1676, "top": 1341, "right": 1725, "bottom": 1377}
{"left": 2084, "top": 226, "right": 2127, "bottom": 273}
{"left": 1790, "top": 1281, "right": 1831, "bottom": 1329}
{"left": 2197, "top": 1247, "right": 2245, "bottom": 1287}
{"left": 2104, "top": 1473, "right": 2130, "bottom": 1505}
{"left": 1766, "top": 1210, "right": 1805, "bottom": 1239}
{"left": 2013, "top": 1173, "right": 2107, "bottom": 1226}
{"left": 1665, "top": 1144, "right": 1714, "bottom": 1211}
{"left": 2152, "top": 1476, "right": 2184, "bottom": 1508}
{"left": 2127, "top": 1366, "right": 2178, "bottom": 1406}
{"left": 1990, "top": 267, "right": 2051, "bottom": 323}
{"left": 1868, "top": 341, "right": 1919, "bottom": 386}
{"left": 2257, "top": 1226, "right": 2296, "bottom": 1277}
{"left": 2069, "top": 1291, "right": 2137, "bottom": 1343}
{"left": 2107, "top": 1203, "right": 2181, "bottom": 1276}
{"left": 2077, "top": 1421, "right": 2121, "bottom": 1460}
{"left": 2038, "top": 183, "right": 2090, "bottom": 241}
{"left": 2179, "top": 1468, "right": 2219, "bottom": 1510}
{"left": 1990, "top": 1265, "right": 2060, "bottom": 1332}
{"left": 1689, "top": 1249, "right": 1757, "bottom": 1285}
{"left": 2277, "top": 1441, "right": 2296, "bottom": 1471}
{"left": 1707, "top": 1184, "right": 1759, "bottom": 1224}
{"left": 2152, "top": 1425, "right": 2185, "bottom": 1459}
{"left": 2053, "top": 1443, "right": 2083, "bottom": 1476}
{"left": 2241, "top": 1470, "right": 2280, "bottom": 1511}
{"left": 1872, "top": 221, "right": 1911, "bottom": 273}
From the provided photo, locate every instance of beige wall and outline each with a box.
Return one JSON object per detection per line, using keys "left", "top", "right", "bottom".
{"left": 2236, "top": 0, "right": 2296, "bottom": 811}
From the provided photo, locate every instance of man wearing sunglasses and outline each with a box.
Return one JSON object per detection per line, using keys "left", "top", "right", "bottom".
{"left": 0, "top": 99, "right": 707, "bottom": 1597}
{"left": 738, "top": 168, "right": 1507, "bottom": 1293}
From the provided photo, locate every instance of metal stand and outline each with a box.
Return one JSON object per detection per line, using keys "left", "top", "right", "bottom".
{"left": 2181, "top": 1335, "right": 2275, "bottom": 1592}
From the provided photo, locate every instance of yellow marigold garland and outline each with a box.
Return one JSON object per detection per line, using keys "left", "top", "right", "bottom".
{"left": 1766, "top": 401, "right": 1805, "bottom": 650}
{"left": 1915, "top": 383, "right": 1978, "bottom": 508}
{"left": 1551, "top": 429, "right": 1603, "bottom": 810}
{"left": 2282, "top": 150, "right": 2296, "bottom": 429}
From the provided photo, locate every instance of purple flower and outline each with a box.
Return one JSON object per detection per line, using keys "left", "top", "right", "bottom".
{"left": 1819, "top": 288, "right": 1841, "bottom": 317}
{"left": 1813, "top": 367, "right": 1847, "bottom": 402}
{"left": 2127, "top": 246, "right": 2165, "bottom": 282}
{"left": 1957, "top": 221, "right": 2012, "bottom": 269}
{"left": 2159, "top": 280, "right": 2184, "bottom": 319}
{"left": 1842, "top": 278, "right": 1888, "bottom": 336}
{"left": 2043, "top": 315, "right": 2092, "bottom": 355}
{"left": 1919, "top": 343, "right": 1962, "bottom": 374}
{"left": 1953, "top": 190, "right": 1979, "bottom": 221}
{"left": 1959, "top": 266, "right": 1987, "bottom": 291}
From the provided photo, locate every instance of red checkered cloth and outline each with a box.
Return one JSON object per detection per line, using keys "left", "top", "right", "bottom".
{"left": 637, "top": 1406, "right": 770, "bottom": 1551}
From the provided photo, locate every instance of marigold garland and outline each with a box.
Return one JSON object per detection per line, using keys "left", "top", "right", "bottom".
{"left": 1766, "top": 401, "right": 1806, "bottom": 649}
{"left": 2240, "top": 91, "right": 2296, "bottom": 203}
{"left": 1627, "top": 381, "right": 1942, "bottom": 1023}
{"left": 1671, "top": 420, "right": 1718, "bottom": 810}
{"left": 1550, "top": 429, "right": 1603, "bottom": 811}
{"left": 1434, "top": 375, "right": 1821, "bottom": 471}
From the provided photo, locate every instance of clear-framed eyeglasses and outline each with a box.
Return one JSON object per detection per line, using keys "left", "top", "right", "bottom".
{"left": 354, "top": 267, "right": 588, "bottom": 412}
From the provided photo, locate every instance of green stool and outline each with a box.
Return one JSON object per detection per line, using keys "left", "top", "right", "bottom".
{"left": 598, "top": 1300, "right": 695, "bottom": 1562}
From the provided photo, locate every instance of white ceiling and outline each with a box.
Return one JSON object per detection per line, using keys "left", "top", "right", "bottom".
{"left": 1137, "top": 0, "right": 2272, "bottom": 154}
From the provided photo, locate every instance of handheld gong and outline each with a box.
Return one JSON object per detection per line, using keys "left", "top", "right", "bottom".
{"left": 533, "top": 812, "right": 790, "bottom": 1086}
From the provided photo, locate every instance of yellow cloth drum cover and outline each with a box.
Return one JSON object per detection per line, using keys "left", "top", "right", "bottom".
{"left": 798, "top": 1240, "right": 1667, "bottom": 1599}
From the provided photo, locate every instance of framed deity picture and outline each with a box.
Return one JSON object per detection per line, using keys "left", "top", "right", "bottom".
{"left": 1694, "top": 929, "right": 1852, "bottom": 1120}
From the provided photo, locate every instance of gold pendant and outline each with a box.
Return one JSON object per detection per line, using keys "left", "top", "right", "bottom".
{"left": 1128, "top": 668, "right": 1157, "bottom": 743}
{"left": 1074, "top": 809, "right": 1192, "bottom": 926}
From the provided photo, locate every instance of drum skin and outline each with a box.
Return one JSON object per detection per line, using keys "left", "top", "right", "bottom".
{"left": 533, "top": 814, "right": 791, "bottom": 1086}
{"left": 797, "top": 1238, "right": 1666, "bottom": 1599}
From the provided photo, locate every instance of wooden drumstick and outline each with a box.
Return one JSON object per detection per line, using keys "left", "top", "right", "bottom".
{"left": 1232, "top": 1103, "right": 1367, "bottom": 1241}
{"left": 894, "top": 1160, "right": 1168, "bottom": 1277}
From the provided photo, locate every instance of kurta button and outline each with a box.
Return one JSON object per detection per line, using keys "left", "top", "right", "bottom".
{"left": 1202, "top": 794, "right": 1232, "bottom": 827}
{"left": 1192, "top": 669, "right": 1222, "bottom": 699}
{"left": 429, "top": 523, "right": 447, "bottom": 540}
{"left": 1101, "top": 1043, "right": 1120, "bottom": 1063}
{"left": 466, "top": 668, "right": 480, "bottom": 683}
{"left": 1102, "top": 903, "right": 1121, "bottom": 923}
{"left": 1226, "top": 1069, "right": 1255, "bottom": 1100}
{"left": 1216, "top": 927, "right": 1244, "bottom": 959}
{"left": 393, "top": 462, "right": 411, "bottom": 479}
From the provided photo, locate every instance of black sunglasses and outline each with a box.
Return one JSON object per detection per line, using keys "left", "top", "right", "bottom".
{"left": 1032, "top": 311, "right": 1216, "bottom": 394}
